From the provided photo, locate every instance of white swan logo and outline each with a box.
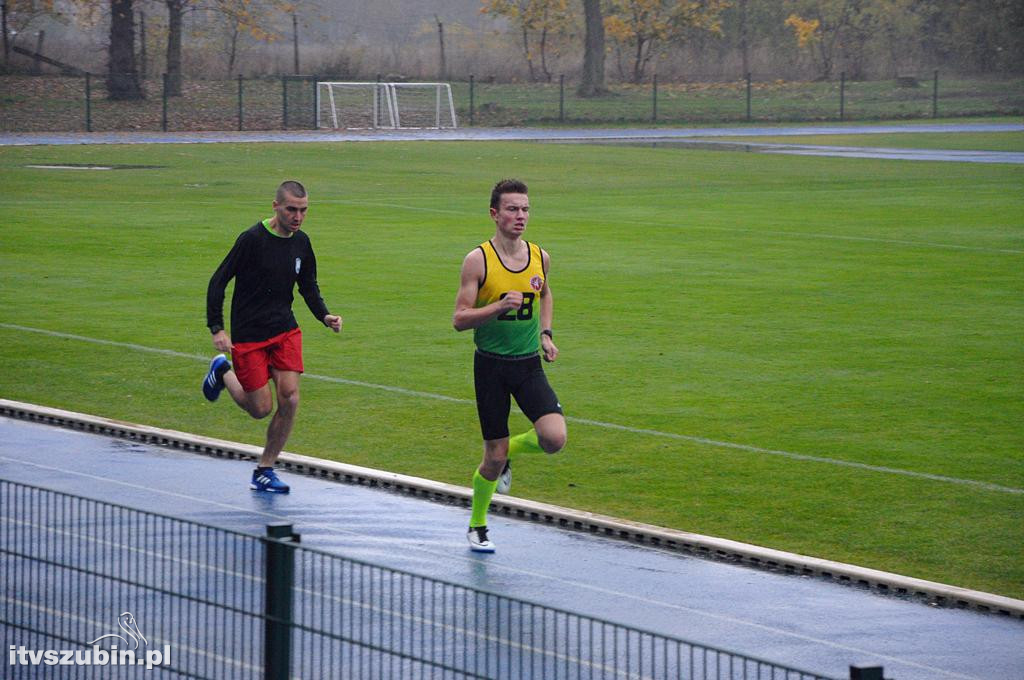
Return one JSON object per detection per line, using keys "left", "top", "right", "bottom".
{"left": 88, "top": 612, "right": 148, "bottom": 649}
{"left": 9, "top": 611, "right": 170, "bottom": 669}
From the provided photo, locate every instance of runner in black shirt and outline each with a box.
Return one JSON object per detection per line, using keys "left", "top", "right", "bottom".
{"left": 203, "top": 180, "right": 342, "bottom": 493}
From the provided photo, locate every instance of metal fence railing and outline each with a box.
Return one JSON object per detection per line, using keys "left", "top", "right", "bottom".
{"left": 0, "top": 72, "right": 1020, "bottom": 133}
{"left": 0, "top": 477, "right": 857, "bottom": 679}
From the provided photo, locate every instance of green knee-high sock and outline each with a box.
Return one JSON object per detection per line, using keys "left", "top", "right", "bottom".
{"left": 470, "top": 468, "right": 498, "bottom": 528}
{"left": 507, "top": 429, "right": 542, "bottom": 459}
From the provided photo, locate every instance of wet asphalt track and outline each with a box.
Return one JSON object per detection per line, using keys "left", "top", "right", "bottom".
{"left": 1, "top": 416, "right": 1022, "bottom": 680}
{"left": 1, "top": 122, "right": 1023, "bottom": 164}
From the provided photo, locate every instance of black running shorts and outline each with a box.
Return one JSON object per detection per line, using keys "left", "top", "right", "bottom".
{"left": 473, "top": 350, "right": 563, "bottom": 441}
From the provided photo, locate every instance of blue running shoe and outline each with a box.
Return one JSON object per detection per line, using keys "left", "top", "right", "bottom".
{"left": 202, "top": 354, "right": 230, "bottom": 402}
{"left": 251, "top": 467, "right": 290, "bottom": 493}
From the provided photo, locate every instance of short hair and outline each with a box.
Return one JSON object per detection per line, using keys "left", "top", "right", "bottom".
{"left": 490, "top": 178, "right": 528, "bottom": 210}
{"left": 276, "top": 180, "right": 307, "bottom": 203}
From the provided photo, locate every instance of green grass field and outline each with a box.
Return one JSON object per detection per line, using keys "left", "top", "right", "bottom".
{"left": 717, "top": 131, "right": 1024, "bottom": 151}
{"left": 1, "top": 135, "right": 1021, "bottom": 599}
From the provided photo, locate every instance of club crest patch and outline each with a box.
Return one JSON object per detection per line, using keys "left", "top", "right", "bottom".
{"left": 530, "top": 275, "right": 543, "bottom": 291}
{"left": 295, "top": 257, "right": 301, "bottom": 274}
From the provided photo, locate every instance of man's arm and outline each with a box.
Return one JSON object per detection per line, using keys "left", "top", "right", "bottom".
{"left": 296, "top": 247, "right": 332, "bottom": 325}
{"left": 206, "top": 232, "right": 247, "bottom": 350}
{"left": 539, "top": 249, "right": 558, "bottom": 362}
{"left": 452, "top": 249, "right": 522, "bottom": 331}
{"left": 295, "top": 243, "right": 341, "bottom": 332}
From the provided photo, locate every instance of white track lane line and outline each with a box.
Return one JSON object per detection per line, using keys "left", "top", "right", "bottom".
{"left": 2, "top": 322, "right": 1020, "bottom": 496}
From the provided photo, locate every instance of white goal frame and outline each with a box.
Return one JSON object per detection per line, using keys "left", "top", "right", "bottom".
{"left": 316, "top": 81, "right": 458, "bottom": 130}
{"left": 315, "top": 82, "right": 395, "bottom": 130}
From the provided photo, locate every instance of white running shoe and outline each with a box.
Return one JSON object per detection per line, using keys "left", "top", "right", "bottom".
{"left": 496, "top": 460, "right": 512, "bottom": 494}
{"left": 467, "top": 526, "right": 496, "bottom": 553}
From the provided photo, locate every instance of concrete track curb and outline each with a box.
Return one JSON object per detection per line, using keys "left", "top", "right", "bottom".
{"left": 3, "top": 397, "right": 1021, "bottom": 619}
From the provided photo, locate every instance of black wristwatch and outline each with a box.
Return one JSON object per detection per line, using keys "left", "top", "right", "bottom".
{"left": 209, "top": 324, "right": 224, "bottom": 335}
{"left": 541, "top": 329, "right": 553, "bottom": 339}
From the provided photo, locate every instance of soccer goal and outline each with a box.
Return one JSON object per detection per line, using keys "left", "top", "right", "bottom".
{"left": 316, "top": 82, "right": 395, "bottom": 130}
{"left": 387, "top": 83, "right": 458, "bottom": 130}
{"left": 316, "top": 81, "right": 458, "bottom": 130}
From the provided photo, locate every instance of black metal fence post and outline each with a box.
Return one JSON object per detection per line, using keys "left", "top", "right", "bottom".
{"left": 850, "top": 665, "right": 886, "bottom": 680}
{"left": 237, "top": 74, "right": 243, "bottom": 131}
{"left": 745, "top": 72, "right": 752, "bottom": 122}
{"left": 311, "top": 75, "right": 318, "bottom": 129}
{"left": 85, "top": 72, "right": 92, "bottom": 132}
{"left": 469, "top": 74, "right": 475, "bottom": 126}
{"left": 282, "top": 76, "right": 288, "bottom": 129}
{"left": 559, "top": 74, "right": 565, "bottom": 122}
{"left": 161, "top": 72, "right": 168, "bottom": 131}
{"left": 839, "top": 71, "right": 846, "bottom": 121}
{"left": 264, "top": 523, "right": 299, "bottom": 680}
{"left": 375, "top": 73, "right": 383, "bottom": 129}
{"left": 652, "top": 73, "right": 658, "bottom": 123}
{"left": 932, "top": 69, "right": 939, "bottom": 118}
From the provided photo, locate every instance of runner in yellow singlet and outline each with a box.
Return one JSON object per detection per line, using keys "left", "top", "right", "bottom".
{"left": 452, "top": 179, "right": 567, "bottom": 552}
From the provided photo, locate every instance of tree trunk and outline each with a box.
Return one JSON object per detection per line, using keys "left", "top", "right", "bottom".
{"left": 107, "top": 0, "right": 143, "bottom": 100}
{"left": 522, "top": 26, "right": 536, "bottom": 82}
{"left": 165, "top": 0, "right": 183, "bottom": 96}
{"left": 227, "top": 24, "right": 238, "bottom": 78}
{"left": 632, "top": 36, "right": 646, "bottom": 84}
{"left": 738, "top": 0, "right": 749, "bottom": 78}
{"left": 578, "top": 0, "right": 606, "bottom": 96}
{"left": 540, "top": 27, "right": 552, "bottom": 82}
{"left": 435, "top": 15, "right": 446, "bottom": 81}
{"left": 2, "top": 0, "right": 10, "bottom": 64}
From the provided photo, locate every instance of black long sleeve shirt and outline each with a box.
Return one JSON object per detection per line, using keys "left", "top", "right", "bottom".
{"left": 206, "top": 221, "right": 330, "bottom": 343}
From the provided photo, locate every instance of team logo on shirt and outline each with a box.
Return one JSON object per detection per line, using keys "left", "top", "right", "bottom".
{"left": 530, "top": 275, "right": 543, "bottom": 291}
{"left": 295, "top": 257, "right": 301, "bottom": 274}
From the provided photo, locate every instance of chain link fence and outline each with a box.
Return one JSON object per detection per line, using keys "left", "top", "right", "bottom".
{"left": 1, "top": 72, "right": 1021, "bottom": 133}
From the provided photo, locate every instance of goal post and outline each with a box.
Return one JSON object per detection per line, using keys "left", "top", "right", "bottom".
{"left": 387, "top": 83, "right": 458, "bottom": 130}
{"left": 315, "top": 82, "right": 395, "bottom": 130}
{"left": 316, "top": 81, "right": 458, "bottom": 130}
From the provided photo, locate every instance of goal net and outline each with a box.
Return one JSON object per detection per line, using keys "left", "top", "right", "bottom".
{"left": 316, "top": 82, "right": 458, "bottom": 130}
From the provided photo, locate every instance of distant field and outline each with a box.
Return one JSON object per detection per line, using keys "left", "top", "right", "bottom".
{"left": 717, "top": 131, "right": 1024, "bottom": 151}
{"left": 1, "top": 138, "right": 1021, "bottom": 598}
{"left": 461, "top": 77, "right": 1024, "bottom": 125}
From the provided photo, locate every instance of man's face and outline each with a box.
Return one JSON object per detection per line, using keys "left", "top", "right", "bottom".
{"left": 273, "top": 192, "right": 309, "bottom": 233}
{"left": 491, "top": 193, "right": 529, "bottom": 237}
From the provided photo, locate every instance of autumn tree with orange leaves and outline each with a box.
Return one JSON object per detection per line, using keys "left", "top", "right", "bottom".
{"left": 783, "top": 0, "right": 878, "bottom": 80}
{"left": 605, "top": 0, "right": 727, "bottom": 83}
{"left": 481, "top": 0, "right": 574, "bottom": 82}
